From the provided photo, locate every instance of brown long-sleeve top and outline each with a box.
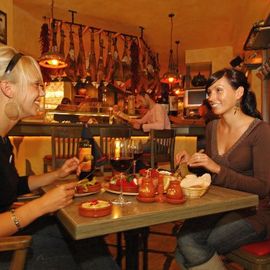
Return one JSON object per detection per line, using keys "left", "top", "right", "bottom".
{"left": 206, "top": 119, "right": 270, "bottom": 237}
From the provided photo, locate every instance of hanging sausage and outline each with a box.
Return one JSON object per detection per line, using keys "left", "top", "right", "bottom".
{"left": 77, "top": 25, "right": 87, "bottom": 79}
{"left": 65, "top": 25, "right": 77, "bottom": 82}
{"left": 87, "top": 28, "right": 97, "bottom": 83}
{"left": 97, "top": 33, "right": 105, "bottom": 84}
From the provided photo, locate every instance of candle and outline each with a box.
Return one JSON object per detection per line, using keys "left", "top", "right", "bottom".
{"left": 115, "top": 139, "right": 121, "bottom": 159}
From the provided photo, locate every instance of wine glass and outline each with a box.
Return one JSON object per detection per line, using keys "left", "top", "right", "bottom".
{"left": 129, "top": 139, "right": 144, "bottom": 174}
{"left": 110, "top": 138, "right": 133, "bottom": 205}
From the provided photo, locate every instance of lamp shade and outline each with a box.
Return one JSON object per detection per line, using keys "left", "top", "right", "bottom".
{"left": 39, "top": 51, "right": 67, "bottom": 69}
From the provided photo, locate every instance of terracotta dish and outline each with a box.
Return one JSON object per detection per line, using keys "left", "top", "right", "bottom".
{"left": 79, "top": 199, "right": 112, "bottom": 217}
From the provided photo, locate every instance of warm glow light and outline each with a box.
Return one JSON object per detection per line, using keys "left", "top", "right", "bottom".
{"left": 48, "top": 59, "right": 59, "bottom": 66}
{"left": 168, "top": 77, "right": 174, "bottom": 83}
{"left": 115, "top": 139, "right": 121, "bottom": 159}
{"left": 38, "top": 52, "right": 67, "bottom": 69}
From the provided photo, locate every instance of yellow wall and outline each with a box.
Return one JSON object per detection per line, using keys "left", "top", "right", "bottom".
{"left": 0, "top": 0, "right": 14, "bottom": 46}
{"left": 185, "top": 46, "right": 233, "bottom": 72}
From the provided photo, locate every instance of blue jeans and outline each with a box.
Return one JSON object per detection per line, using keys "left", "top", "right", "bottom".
{"left": 175, "top": 211, "right": 266, "bottom": 268}
{"left": 0, "top": 215, "right": 120, "bottom": 270}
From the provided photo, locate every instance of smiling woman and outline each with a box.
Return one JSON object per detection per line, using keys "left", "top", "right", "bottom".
{"left": 0, "top": 46, "right": 120, "bottom": 270}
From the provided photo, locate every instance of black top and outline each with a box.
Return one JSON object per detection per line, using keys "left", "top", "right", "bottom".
{"left": 0, "top": 136, "right": 30, "bottom": 212}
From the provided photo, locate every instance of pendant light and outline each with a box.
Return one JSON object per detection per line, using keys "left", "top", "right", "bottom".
{"left": 161, "top": 13, "right": 180, "bottom": 84}
{"left": 38, "top": 0, "right": 67, "bottom": 69}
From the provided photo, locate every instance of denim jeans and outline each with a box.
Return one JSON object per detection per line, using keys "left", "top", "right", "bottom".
{"left": 0, "top": 215, "right": 120, "bottom": 270}
{"left": 175, "top": 211, "right": 266, "bottom": 268}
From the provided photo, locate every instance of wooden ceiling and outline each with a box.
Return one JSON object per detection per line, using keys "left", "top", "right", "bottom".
{"left": 13, "top": 0, "right": 270, "bottom": 73}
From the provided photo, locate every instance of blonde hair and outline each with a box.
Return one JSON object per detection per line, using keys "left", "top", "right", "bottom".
{"left": 0, "top": 46, "right": 43, "bottom": 101}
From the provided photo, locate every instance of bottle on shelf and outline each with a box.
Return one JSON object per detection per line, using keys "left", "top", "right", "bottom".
{"left": 168, "top": 86, "right": 178, "bottom": 116}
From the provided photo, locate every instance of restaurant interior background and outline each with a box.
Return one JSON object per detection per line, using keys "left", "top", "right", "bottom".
{"left": 0, "top": 0, "right": 270, "bottom": 175}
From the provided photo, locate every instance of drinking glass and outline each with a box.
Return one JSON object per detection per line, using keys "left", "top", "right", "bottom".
{"left": 110, "top": 138, "right": 133, "bottom": 205}
{"left": 130, "top": 139, "right": 144, "bottom": 174}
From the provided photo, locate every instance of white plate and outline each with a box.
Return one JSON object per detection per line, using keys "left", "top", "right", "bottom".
{"left": 74, "top": 190, "right": 100, "bottom": 197}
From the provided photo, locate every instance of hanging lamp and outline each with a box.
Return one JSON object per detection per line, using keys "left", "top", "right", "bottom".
{"left": 38, "top": 0, "right": 67, "bottom": 69}
{"left": 161, "top": 13, "right": 180, "bottom": 84}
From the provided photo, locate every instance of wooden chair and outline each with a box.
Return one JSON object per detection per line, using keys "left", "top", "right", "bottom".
{"left": 0, "top": 236, "right": 32, "bottom": 270}
{"left": 142, "top": 129, "right": 176, "bottom": 171}
{"left": 43, "top": 126, "right": 82, "bottom": 172}
{"left": 99, "top": 127, "right": 132, "bottom": 172}
{"left": 226, "top": 239, "right": 270, "bottom": 270}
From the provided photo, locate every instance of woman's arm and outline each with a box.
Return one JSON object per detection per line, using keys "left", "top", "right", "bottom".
{"left": 28, "top": 157, "right": 79, "bottom": 191}
{"left": 141, "top": 105, "right": 165, "bottom": 132}
{"left": 0, "top": 181, "right": 76, "bottom": 237}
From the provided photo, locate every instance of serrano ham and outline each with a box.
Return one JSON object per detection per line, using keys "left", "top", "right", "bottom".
{"left": 121, "top": 37, "right": 131, "bottom": 82}
{"left": 112, "top": 37, "right": 123, "bottom": 82}
{"left": 65, "top": 25, "right": 77, "bottom": 82}
{"left": 77, "top": 26, "right": 87, "bottom": 79}
{"left": 97, "top": 34, "right": 105, "bottom": 84}
{"left": 87, "top": 28, "right": 97, "bottom": 83}
{"left": 105, "top": 32, "right": 114, "bottom": 82}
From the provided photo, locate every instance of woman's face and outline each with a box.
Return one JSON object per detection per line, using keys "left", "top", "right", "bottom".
{"left": 207, "top": 76, "right": 240, "bottom": 116}
{"left": 18, "top": 80, "right": 45, "bottom": 118}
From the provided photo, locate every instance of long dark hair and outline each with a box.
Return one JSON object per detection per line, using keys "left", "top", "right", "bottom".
{"left": 205, "top": 68, "right": 262, "bottom": 119}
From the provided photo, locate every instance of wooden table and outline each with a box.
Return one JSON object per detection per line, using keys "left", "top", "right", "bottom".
{"left": 44, "top": 183, "right": 258, "bottom": 269}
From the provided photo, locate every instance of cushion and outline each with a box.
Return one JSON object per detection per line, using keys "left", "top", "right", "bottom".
{"left": 241, "top": 239, "right": 270, "bottom": 256}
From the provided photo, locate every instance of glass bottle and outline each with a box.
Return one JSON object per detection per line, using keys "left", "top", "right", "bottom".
{"left": 168, "top": 86, "right": 178, "bottom": 116}
{"left": 78, "top": 138, "right": 93, "bottom": 180}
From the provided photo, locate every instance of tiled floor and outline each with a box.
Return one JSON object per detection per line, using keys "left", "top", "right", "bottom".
{"left": 105, "top": 222, "right": 182, "bottom": 270}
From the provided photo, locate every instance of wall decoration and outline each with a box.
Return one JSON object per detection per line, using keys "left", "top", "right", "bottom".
{"left": 0, "top": 10, "right": 7, "bottom": 44}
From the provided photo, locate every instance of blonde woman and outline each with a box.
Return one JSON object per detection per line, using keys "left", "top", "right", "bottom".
{"left": 0, "top": 46, "right": 119, "bottom": 270}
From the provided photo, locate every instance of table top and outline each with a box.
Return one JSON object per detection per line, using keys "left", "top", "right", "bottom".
{"left": 45, "top": 182, "right": 258, "bottom": 240}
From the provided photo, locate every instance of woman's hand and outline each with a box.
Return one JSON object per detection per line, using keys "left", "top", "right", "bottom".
{"left": 187, "top": 152, "right": 221, "bottom": 174}
{"left": 36, "top": 182, "right": 76, "bottom": 215}
{"left": 57, "top": 157, "right": 80, "bottom": 179}
{"left": 175, "top": 150, "right": 190, "bottom": 165}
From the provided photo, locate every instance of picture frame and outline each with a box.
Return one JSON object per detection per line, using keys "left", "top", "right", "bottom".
{"left": 0, "top": 10, "right": 7, "bottom": 44}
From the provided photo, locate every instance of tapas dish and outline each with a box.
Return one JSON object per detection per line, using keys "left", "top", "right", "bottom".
{"left": 79, "top": 199, "right": 112, "bottom": 217}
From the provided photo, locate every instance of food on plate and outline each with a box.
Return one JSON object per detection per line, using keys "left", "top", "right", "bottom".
{"left": 75, "top": 177, "right": 101, "bottom": 194}
{"left": 109, "top": 174, "right": 139, "bottom": 193}
{"left": 79, "top": 199, "right": 112, "bottom": 217}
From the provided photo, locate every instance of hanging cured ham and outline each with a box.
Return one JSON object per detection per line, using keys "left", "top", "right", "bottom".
{"left": 57, "top": 23, "right": 66, "bottom": 78}
{"left": 112, "top": 37, "right": 124, "bottom": 82}
{"left": 87, "top": 28, "right": 97, "bottom": 83}
{"left": 77, "top": 26, "right": 87, "bottom": 79}
{"left": 121, "top": 37, "right": 132, "bottom": 82}
{"left": 137, "top": 38, "right": 148, "bottom": 92}
{"left": 97, "top": 34, "right": 105, "bottom": 84}
{"left": 130, "top": 39, "right": 139, "bottom": 93}
{"left": 105, "top": 32, "right": 113, "bottom": 83}
{"left": 65, "top": 25, "right": 77, "bottom": 82}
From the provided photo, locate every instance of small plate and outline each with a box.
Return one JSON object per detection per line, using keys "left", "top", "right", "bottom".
{"left": 74, "top": 190, "right": 100, "bottom": 197}
{"left": 166, "top": 197, "right": 186, "bottom": 204}
{"left": 136, "top": 195, "right": 156, "bottom": 203}
{"left": 104, "top": 183, "right": 138, "bottom": 196}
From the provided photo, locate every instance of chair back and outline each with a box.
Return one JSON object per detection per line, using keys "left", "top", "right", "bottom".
{"left": 51, "top": 126, "right": 82, "bottom": 169}
{"left": 99, "top": 128, "right": 132, "bottom": 170}
{"left": 0, "top": 235, "right": 32, "bottom": 270}
{"left": 150, "top": 129, "right": 176, "bottom": 171}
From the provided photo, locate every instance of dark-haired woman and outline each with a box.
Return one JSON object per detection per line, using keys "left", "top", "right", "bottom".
{"left": 175, "top": 68, "right": 270, "bottom": 270}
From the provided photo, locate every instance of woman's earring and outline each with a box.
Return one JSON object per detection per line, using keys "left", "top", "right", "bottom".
{"left": 4, "top": 100, "right": 20, "bottom": 120}
{"left": 234, "top": 102, "right": 240, "bottom": 115}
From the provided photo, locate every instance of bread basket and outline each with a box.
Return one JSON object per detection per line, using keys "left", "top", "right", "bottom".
{"left": 181, "top": 185, "right": 209, "bottom": 198}
{"left": 180, "top": 174, "right": 211, "bottom": 198}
